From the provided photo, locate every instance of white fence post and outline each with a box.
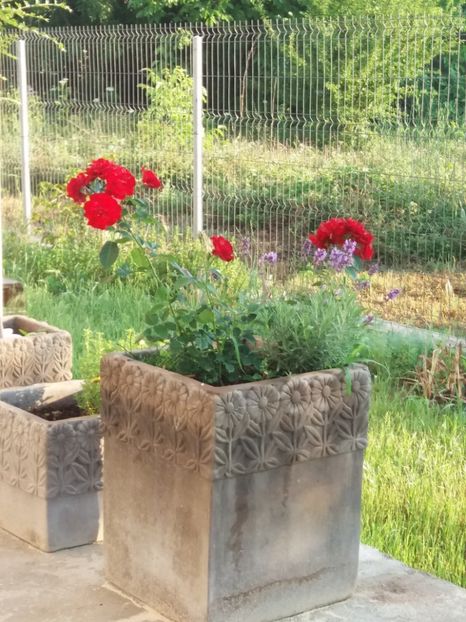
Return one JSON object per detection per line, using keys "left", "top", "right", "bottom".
{"left": 0, "top": 182, "right": 3, "bottom": 338}
{"left": 17, "top": 39, "right": 32, "bottom": 227}
{"left": 192, "top": 35, "right": 203, "bottom": 236}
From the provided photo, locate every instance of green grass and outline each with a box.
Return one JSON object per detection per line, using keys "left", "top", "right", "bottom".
{"left": 16, "top": 285, "right": 466, "bottom": 587}
{"left": 362, "top": 379, "right": 466, "bottom": 587}
{"left": 23, "top": 284, "right": 152, "bottom": 374}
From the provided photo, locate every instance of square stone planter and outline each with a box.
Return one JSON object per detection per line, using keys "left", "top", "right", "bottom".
{"left": 0, "top": 381, "right": 103, "bottom": 552}
{"left": 0, "top": 315, "right": 72, "bottom": 388}
{"left": 101, "top": 354, "right": 370, "bottom": 622}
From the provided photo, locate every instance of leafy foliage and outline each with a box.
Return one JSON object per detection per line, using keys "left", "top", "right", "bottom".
{"left": 259, "top": 287, "right": 366, "bottom": 376}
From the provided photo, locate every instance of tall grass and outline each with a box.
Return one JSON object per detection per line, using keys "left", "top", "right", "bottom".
{"left": 24, "top": 285, "right": 152, "bottom": 373}
{"left": 362, "top": 380, "right": 466, "bottom": 586}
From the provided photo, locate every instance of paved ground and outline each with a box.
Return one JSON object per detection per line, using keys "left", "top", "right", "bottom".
{"left": 0, "top": 528, "right": 464, "bottom": 622}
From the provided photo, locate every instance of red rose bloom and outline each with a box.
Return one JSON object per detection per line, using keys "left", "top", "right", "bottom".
{"left": 309, "top": 218, "right": 374, "bottom": 260}
{"left": 86, "top": 158, "right": 136, "bottom": 200}
{"left": 141, "top": 167, "right": 163, "bottom": 189}
{"left": 211, "top": 235, "right": 235, "bottom": 262}
{"left": 86, "top": 158, "right": 113, "bottom": 179}
{"left": 66, "top": 172, "right": 90, "bottom": 204}
{"left": 83, "top": 193, "right": 122, "bottom": 230}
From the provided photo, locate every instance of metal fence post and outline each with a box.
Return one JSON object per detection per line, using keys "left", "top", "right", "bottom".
{"left": 192, "top": 35, "right": 203, "bottom": 236}
{"left": 17, "top": 39, "right": 32, "bottom": 227}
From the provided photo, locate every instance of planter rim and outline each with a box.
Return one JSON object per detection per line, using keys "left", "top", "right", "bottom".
{"left": 105, "top": 350, "right": 367, "bottom": 394}
{"left": 2, "top": 314, "right": 70, "bottom": 335}
{"left": 0, "top": 381, "right": 95, "bottom": 426}
{"left": 0, "top": 400, "right": 95, "bottom": 426}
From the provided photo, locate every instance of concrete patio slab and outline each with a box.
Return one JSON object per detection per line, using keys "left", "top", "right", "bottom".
{"left": 0, "top": 528, "right": 464, "bottom": 622}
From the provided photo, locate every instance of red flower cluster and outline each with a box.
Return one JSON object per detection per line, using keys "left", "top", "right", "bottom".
{"left": 66, "top": 159, "right": 162, "bottom": 230}
{"left": 87, "top": 159, "right": 136, "bottom": 200}
{"left": 211, "top": 235, "right": 235, "bottom": 262}
{"left": 309, "top": 218, "right": 374, "bottom": 260}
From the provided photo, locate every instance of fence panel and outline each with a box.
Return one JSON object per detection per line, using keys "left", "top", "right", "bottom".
{"left": 0, "top": 16, "right": 465, "bottom": 333}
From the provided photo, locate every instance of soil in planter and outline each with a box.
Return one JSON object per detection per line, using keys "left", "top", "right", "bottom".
{"left": 30, "top": 404, "right": 89, "bottom": 421}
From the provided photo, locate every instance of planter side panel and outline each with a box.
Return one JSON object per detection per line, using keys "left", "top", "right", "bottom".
{"left": 208, "top": 451, "right": 363, "bottom": 622}
{"left": 0, "top": 482, "right": 102, "bottom": 552}
{"left": 102, "top": 358, "right": 214, "bottom": 622}
{"left": 104, "top": 440, "right": 212, "bottom": 622}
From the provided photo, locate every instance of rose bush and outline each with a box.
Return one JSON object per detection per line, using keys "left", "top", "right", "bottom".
{"left": 66, "top": 159, "right": 378, "bottom": 385}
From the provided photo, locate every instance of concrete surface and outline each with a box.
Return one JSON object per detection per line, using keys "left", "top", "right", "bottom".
{"left": 0, "top": 529, "right": 465, "bottom": 622}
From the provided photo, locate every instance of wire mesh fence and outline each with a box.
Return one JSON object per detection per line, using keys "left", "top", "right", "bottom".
{"left": 0, "top": 16, "right": 465, "bottom": 332}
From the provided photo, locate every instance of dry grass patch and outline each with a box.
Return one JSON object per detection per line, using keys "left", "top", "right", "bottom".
{"left": 362, "top": 270, "right": 466, "bottom": 335}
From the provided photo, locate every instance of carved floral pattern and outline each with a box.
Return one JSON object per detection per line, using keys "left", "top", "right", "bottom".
{"left": 0, "top": 403, "right": 102, "bottom": 499}
{"left": 101, "top": 355, "right": 370, "bottom": 480}
{"left": 0, "top": 324, "right": 72, "bottom": 389}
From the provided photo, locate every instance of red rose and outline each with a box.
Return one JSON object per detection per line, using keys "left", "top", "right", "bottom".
{"left": 86, "top": 158, "right": 136, "bottom": 200}
{"left": 66, "top": 172, "right": 90, "bottom": 204}
{"left": 211, "top": 235, "right": 234, "bottom": 262}
{"left": 141, "top": 167, "right": 163, "bottom": 189}
{"left": 86, "top": 158, "right": 113, "bottom": 179}
{"left": 105, "top": 166, "right": 136, "bottom": 200}
{"left": 83, "top": 193, "right": 122, "bottom": 230}
{"left": 309, "top": 218, "right": 374, "bottom": 260}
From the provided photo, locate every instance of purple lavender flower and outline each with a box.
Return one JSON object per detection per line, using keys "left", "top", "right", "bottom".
{"left": 342, "top": 238, "right": 357, "bottom": 256}
{"left": 260, "top": 251, "right": 278, "bottom": 265}
{"left": 302, "top": 239, "right": 314, "bottom": 257}
{"left": 329, "top": 247, "right": 353, "bottom": 272}
{"left": 238, "top": 237, "right": 251, "bottom": 258}
{"left": 313, "top": 248, "right": 328, "bottom": 266}
{"left": 368, "top": 262, "right": 379, "bottom": 276}
{"left": 362, "top": 314, "right": 374, "bottom": 325}
{"left": 385, "top": 288, "right": 401, "bottom": 301}
{"left": 355, "top": 280, "right": 370, "bottom": 291}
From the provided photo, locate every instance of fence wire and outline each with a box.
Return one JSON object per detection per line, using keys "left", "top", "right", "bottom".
{"left": 0, "top": 16, "right": 465, "bottom": 333}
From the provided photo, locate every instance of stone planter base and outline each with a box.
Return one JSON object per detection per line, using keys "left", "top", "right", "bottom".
{"left": 0, "top": 315, "right": 72, "bottom": 388}
{"left": 0, "top": 381, "right": 103, "bottom": 552}
{"left": 101, "top": 355, "right": 371, "bottom": 622}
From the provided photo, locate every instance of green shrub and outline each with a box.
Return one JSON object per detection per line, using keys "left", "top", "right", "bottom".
{"left": 260, "top": 288, "right": 366, "bottom": 376}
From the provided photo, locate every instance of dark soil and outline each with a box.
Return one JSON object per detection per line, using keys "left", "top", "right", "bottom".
{"left": 30, "top": 404, "right": 88, "bottom": 421}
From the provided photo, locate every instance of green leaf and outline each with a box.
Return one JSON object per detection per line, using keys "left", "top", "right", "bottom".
{"left": 143, "top": 321, "right": 176, "bottom": 342}
{"left": 99, "top": 241, "right": 119, "bottom": 269}
{"left": 345, "top": 266, "right": 358, "bottom": 280}
{"left": 145, "top": 304, "right": 170, "bottom": 325}
{"left": 198, "top": 308, "right": 215, "bottom": 325}
{"left": 130, "top": 247, "right": 148, "bottom": 268}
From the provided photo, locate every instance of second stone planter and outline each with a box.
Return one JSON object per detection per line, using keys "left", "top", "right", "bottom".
{"left": 0, "top": 315, "right": 72, "bottom": 388}
{"left": 0, "top": 381, "right": 103, "bottom": 552}
{"left": 101, "top": 353, "right": 371, "bottom": 622}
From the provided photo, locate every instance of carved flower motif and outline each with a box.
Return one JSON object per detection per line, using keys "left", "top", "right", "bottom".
{"left": 215, "top": 391, "right": 248, "bottom": 440}
{"left": 100, "top": 355, "right": 124, "bottom": 391}
{"left": 246, "top": 385, "right": 280, "bottom": 426}
{"left": 76, "top": 418, "right": 102, "bottom": 449}
{"left": 48, "top": 423, "right": 79, "bottom": 463}
{"left": 0, "top": 415, "right": 13, "bottom": 442}
{"left": 140, "top": 369, "right": 166, "bottom": 411}
{"left": 309, "top": 374, "right": 342, "bottom": 414}
{"left": 28, "top": 420, "right": 46, "bottom": 447}
{"left": 162, "top": 380, "right": 189, "bottom": 427}
{"left": 280, "top": 378, "right": 311, "bottom": 416}
{"left": 123, "top": 362, "right": 145, "bottom": 401}
{"left": 345, "top": 366, "right": 371, "bottom": 411}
